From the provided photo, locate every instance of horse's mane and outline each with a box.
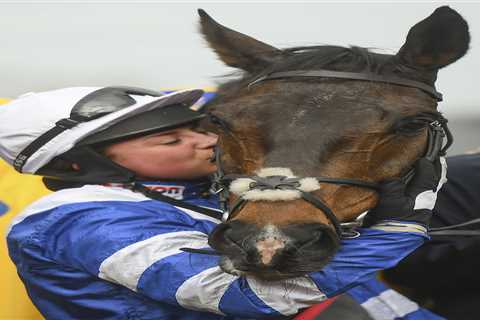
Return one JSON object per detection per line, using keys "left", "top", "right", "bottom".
{"left": 266, "top": 46, "right": 390, "bottom": 74}
{"left": 215, "top": 45, "right": 416, "bottom": 91}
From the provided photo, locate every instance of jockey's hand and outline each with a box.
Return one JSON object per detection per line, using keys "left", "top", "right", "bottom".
{"left": 364, "top": 157, "right": 447, "bottom": 227}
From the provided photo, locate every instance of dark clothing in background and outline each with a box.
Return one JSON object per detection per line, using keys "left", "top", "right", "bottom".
{"left": 385, "top": 153, "right": 480, "bottom": 319}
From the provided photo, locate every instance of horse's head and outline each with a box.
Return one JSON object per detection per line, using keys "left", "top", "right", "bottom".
{"left": 200, "top": 6, "right": 469, "bottom": 279}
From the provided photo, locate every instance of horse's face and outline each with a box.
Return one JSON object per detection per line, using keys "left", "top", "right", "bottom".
{"left": 200, "top": 7, "right": 469, "bottom": 279}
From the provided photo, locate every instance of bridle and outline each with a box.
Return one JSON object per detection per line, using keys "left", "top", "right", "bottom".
{"left": 248, "top": 70, "right": 444, "bottom": 101}
{"left": 210, "top": 69, "right": 452, "bottom": 239}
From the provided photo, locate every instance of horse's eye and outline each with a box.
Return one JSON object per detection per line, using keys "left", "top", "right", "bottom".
{"left": 394, "top": 119, "right": 430, "bottom": 135}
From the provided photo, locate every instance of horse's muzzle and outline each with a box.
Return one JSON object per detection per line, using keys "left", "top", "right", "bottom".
{"left": 208, "top": 220, "right": 340, "bottom": 279}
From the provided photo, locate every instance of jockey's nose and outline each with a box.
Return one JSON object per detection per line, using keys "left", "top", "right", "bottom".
{"left": 196, "top": 131, "right": 218, "bottom": 149}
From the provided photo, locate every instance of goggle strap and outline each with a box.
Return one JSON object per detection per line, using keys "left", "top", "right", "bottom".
{"left": 13, "top": 118, "right": 79, "bottom": 172}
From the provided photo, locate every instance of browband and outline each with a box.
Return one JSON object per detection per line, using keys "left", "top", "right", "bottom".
{"left": 249, "top": 70, "right": 443, "bottom": 101}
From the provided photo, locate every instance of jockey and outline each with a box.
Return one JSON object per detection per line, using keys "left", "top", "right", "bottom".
{"left": 0, "top": 86, "right": 446, "bottom": 319}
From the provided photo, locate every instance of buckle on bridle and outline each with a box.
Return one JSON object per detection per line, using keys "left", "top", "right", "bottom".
{"left": 340, "top": 229, "right": 361, "bottom": 239}
{"left": 340, "top": 220, "right": 363, "bottom": 239}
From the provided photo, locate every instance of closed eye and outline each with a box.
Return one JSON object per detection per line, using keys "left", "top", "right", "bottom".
{"left": 396, "top": 119, "right": 429, "bottom": 134}
{"left": 392, "top": 112, "right": 441, "bottom": 135}
{"left": 161, "top": 139, "right": 181, "bottom": 145}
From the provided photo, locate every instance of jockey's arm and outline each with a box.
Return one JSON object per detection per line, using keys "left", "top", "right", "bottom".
{"left": 42, "top": 157, "right": 446, "bottom": 318}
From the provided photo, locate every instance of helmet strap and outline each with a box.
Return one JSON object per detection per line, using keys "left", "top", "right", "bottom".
{"left": 37, "top": 145, "right": 136, "bottom": 186}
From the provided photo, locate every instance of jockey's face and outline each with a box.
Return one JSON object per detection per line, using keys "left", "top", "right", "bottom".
{"left": 103, "top": 126, "right": 218, "bottom": 180}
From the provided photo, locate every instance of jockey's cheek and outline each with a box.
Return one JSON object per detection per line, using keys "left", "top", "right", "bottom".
{"left": 103, "top": 129, "right": 217, "bottom": 179}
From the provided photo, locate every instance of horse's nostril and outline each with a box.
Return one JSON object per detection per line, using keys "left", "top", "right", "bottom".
{"left": 208, "top": 222, "right": 232, "bottom": 251}
{"left": 224, "top": 229, "right": 244, "bottom": 248}
{"left": 295, "top": 230, "right": 324, "bottom": 249}
{"left": 208, "top": 221, "right": 257, "bottom": 253}
{"left": 283, "top": 223, "right": 339, "bottom": 253}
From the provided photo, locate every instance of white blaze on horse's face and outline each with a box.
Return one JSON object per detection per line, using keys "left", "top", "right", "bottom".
{"left": 255, "top": 225, "right": 287, "bottom": 265}
{"left": 219, "top": 224, "right": 288, "bottom": 275}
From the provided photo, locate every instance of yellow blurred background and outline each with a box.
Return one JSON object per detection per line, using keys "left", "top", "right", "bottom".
{"left": 0, "top": 98, "right": 48, "bottom": 319}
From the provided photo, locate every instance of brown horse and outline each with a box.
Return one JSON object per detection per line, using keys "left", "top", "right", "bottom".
{"left": 200, "top": 6, "right": 469, "bottom": 280}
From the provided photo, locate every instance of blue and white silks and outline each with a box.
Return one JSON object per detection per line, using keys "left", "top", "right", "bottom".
{"left": 7, "top": 181, "right": 429, "bottom": 319}
{"left": 348, "top": 278, "right": 445, "bottom": 320}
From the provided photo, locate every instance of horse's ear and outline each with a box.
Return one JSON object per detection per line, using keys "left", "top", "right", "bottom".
{"left": 198, "top": 9, "right": 282, "bottom": 73}
{"left": 396, "top": 6, "right": 470, "bottom": 70}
